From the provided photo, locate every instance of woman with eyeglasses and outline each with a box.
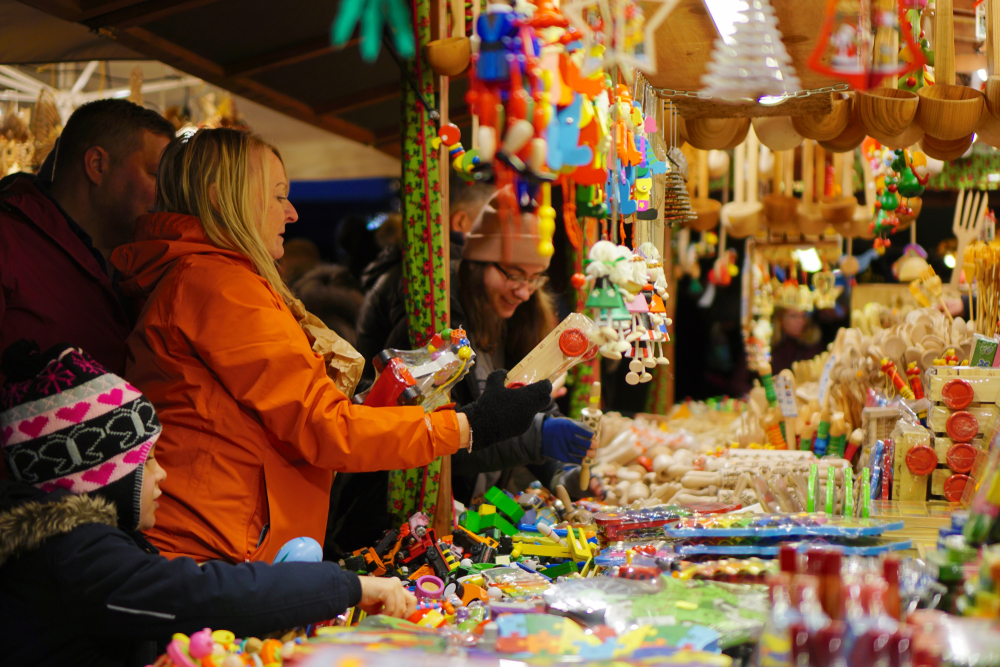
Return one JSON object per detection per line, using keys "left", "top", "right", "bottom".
{"left": 330, "top": 202, "right": 596, "bottom": 556}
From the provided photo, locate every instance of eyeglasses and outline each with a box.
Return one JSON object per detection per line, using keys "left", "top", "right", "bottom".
{"left": 492, "top": 263, "right": 548, "bottom": 291}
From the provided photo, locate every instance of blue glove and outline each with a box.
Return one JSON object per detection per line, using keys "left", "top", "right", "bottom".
{"left": 541, "top": 417, "right": 593, "bottom": 464}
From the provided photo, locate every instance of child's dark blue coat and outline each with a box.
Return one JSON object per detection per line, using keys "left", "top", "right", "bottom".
{"left": 0, "top": 481, "right": 361, "bottom": 667}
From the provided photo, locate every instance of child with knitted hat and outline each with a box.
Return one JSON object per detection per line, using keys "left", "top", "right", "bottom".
{"left": 0, "top": 341, "right": 415, "bottom": 667}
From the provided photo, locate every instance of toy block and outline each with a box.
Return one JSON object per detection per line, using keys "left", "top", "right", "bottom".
{"left": 485, "top": 487, "right": 526, "bottom": 523}
{"left": 480, "top": 512, "right": 517, "bottom": 537}
{"left": 459, "top": 511, "right": 481, "bottom": 534}
{"left": 480, "top": 504, "right": 496, "bottom": 516}
{"left": 539, "top": 561, "right": 578, "bottom": 578}
{"left": 512, "top": 542, "right": 572, "bottom": 558}
{"left": 481, "top": 527, "right": 503, "bottom": 542}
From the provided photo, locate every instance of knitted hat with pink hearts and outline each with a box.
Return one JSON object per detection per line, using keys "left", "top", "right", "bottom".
{"left": 0, "top": 341, "right": 161, "bottom": 532}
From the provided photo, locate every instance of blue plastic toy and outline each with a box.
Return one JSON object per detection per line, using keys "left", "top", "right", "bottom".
{"left": 273, "top": 537, "right": 323, "bottom": 564}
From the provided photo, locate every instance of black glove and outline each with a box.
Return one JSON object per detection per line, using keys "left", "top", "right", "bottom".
{"left": 457, "top": 369, "right": 552, "bottom": 450}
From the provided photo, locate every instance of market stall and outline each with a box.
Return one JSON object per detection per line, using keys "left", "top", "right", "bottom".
{"left": 8, "top": 0, "right": 1000, "bottom": 666}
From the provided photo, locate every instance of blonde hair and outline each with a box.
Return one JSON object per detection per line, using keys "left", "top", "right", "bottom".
{"left": 156, "top": 127, "right": 293, "bottom": 302}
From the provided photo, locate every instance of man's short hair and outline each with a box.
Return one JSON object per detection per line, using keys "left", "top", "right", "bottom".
{"left": 449, "top": 171, "right": 494, "bottom": 214}
{"left": 53, "top": 99, "right": 176, "bottom": 181}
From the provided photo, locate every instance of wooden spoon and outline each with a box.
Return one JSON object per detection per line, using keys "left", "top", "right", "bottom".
{"left": 953, "top": 317, "right": 968, "bottom": 342}
{"left": 922, "top": 334, "right": 945, "bottom": 351}
{"left": 884, "top": 334, "right": 907, "bottom": 362}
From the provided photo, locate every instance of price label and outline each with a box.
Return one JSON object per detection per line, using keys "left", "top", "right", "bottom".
{"left": 774, "top": 375, "right": 798, "bottom": 418}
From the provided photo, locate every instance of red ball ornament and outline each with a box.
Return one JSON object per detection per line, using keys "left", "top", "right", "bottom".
{"left": 906, "top": 76, "right": 917, "bottom": 87}
{"left": 438, "top": 123, "right": 461, "bottom": 147}
{"left": 571, "top": 273, "right": 588, "bottom": 289}
{"left": 887, "top": 183, "right": 898, "bottom": 193}
{"left": 884, "top": 239, "right": 892, "bottom": 248}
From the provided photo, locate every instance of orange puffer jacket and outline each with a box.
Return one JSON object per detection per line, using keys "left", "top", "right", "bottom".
{"left": 112, "top": 213, "right": 461, "bottom": 564}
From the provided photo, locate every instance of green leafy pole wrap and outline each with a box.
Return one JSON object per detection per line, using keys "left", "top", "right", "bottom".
{"left": 389, "top": 0, "right": 448, "bottom": 528}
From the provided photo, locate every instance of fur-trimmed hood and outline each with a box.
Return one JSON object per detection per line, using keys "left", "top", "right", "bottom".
{"left": 0, "top": 483, "right": 117, "bottom": 567}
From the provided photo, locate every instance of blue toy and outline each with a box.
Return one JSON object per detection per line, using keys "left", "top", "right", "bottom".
{"left": 547, "top": 94, "right": 593, "bottom": 172}
{"left": 273, "top": 537, "right": 323, "bottom": 564}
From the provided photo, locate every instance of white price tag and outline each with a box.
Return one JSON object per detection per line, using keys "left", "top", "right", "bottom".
{"left": 818, "top": 354, "right": 837, "bottom": 406}
{"left": 774, "top": 374, "right": 798, "bottom": 418}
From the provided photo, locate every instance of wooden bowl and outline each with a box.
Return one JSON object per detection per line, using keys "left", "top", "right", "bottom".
{"left": 867, "top": 123, "right": 926, "bottom": 150}
{"left": 685, "top": 117, "right": 751, "bottom": 150}
{"left": 762, "top": 194, "right": 799, "bottom": 232}
{"left": 686, "top": 198, "right": 721, "bottom": 231}
{"left": 975, "top": 111, "right": 1000, "bottom": 148}
{"left": 721, "top": 201, "right": 763, "bottom": 238}
{"left": 820, "top": 196, "right": 858, "bottom": 225}
{"left": 818, "top": 94, "right": 866, "bottom": 153}
{"left": 752, "top": 116, "right": 804, "bottom": 151}
{"left": 986, "top": 76, "right": 1000, "bottom": 118}
{"left": 792, "top": 93, "right": 851, "bottom": 141}
{"left": 919, "top": 133, "right": 974, "bottom": 161}
{"left": 916, "top": 84, "right": 984, "bottom": 141}
{"left": 424, "top": 37, "right": 471, "bottom": 77}
{"left": 896, "top": 197, "right": 922, "bottom": 230}
{"left": 723, "top": 120, "right": 751, "bottom": 149}
{"left": 798, "top": 206, "right": 829, "bottom": 236}
{"left": 858, "top": 88, "right": 920, "bottom": 137}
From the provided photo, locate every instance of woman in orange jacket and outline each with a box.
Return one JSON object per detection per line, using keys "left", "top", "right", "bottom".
{"left": 112, "top": 128, "right": 550, "bottom": 564}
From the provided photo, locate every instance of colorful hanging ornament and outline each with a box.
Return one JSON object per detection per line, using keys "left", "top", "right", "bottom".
{"left": 807, "top": 0, "right": 926, "bottom": 90}
{"left": 563, "top": 0, "right": 680, "bottom": 81}
{"left": 897, "top": 6, "right": 934, "bottom": 92}
{"left": 462, "top": 0, "right": 619, "bottom": 258}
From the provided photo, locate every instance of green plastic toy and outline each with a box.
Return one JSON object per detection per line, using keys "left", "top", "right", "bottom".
{"left": 460, "top": 510, "right": 482, "bottom": 534}
{"left": 844, "top": 467, "right": 854, "bottom": 517}
{"left": 826, "top": 467, "right": 835, "bottom": 515}
{"left": 485, "top": 487, "right": 526, "bottom": 524}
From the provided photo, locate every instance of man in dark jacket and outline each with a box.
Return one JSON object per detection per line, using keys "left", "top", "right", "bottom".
{"left": 355, "top": 176, "right": 495, "bottom": 381}
{"left": 0, "top": 99, "right": 175, "bottom": 384}
{"left": 0, "top": 341, "right": 413, "bottom": 667}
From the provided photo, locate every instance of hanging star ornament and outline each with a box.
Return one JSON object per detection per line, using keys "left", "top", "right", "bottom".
{"left": 563, "top": 0, "right": 681, "bottom": 81}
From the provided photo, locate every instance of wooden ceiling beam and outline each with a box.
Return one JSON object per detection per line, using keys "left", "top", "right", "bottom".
{"left": 313, "top": 82, "right": 401, "bottom": 116}
{"left": 82, "top": 0, "right": 226, "bottom": 29}
{"left": 105, "top": 26, "right": 378, "bottom": 146}
{"left": 224, "top": 37, "right": 360, "bottom": 78}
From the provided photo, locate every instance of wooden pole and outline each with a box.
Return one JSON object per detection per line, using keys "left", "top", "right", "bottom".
{"left": 815, "top": 143, "right": 826, "bottom": 200}
{"left": 784, "top": 146, "right": 795, "bottom": 196}
{"left": 803, "top": 139, "right": 815, "bottom": 206}
{"left": 734, "top": 141, "right": 746, "bottom": 204}
{"left": 396, "top": 0, "right": 451, "bottom": 535}
{"left": 936, "top": 0, "right": 956, "bottom": 85}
